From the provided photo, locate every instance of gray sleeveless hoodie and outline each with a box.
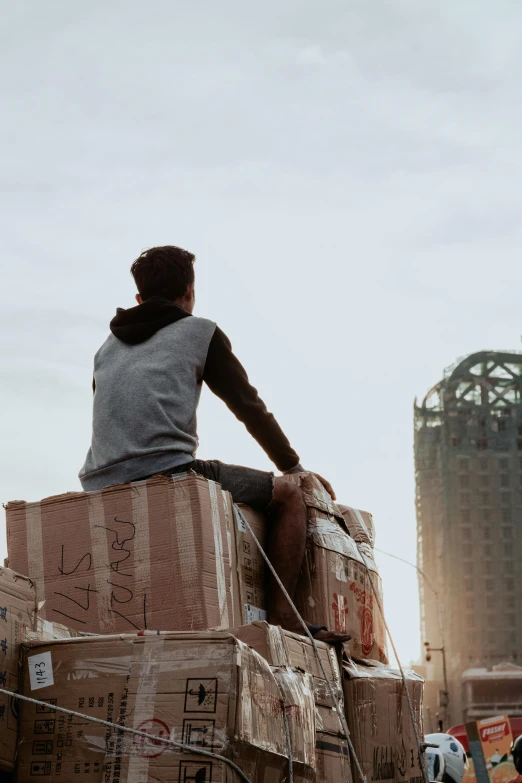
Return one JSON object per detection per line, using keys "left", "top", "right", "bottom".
{"left": 79, "top": 297, "right": 300, "bottom": 491}
{"left": 79, "top": 308, "right": 216, "bottom": 490}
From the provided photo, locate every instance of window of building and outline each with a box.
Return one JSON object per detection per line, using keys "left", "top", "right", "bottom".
{"left": 467, "top": 614, "right": 475, "bottom": 629}
{"left": 485, "top": 579, "right": 494, "bottom": 591}
{"left": 480, "top": 475, "right": 490, "bottom": 487}
{"left": 464, "top": 578, "right": 473, "bottom": 592}
{"left": 509, "top": 631, "right": 516, "bottom": 644}
{"left": 459, "top": 475, "right": 470, "bottom": 489}
{"left": 484, "top": 527, "right": 491, "bottom": 540}
{"left": 483, "top": 545, "right": 492, "bottom": 558}
{"left": 464, "top": 561, "right": 474, "bottom": 574}
{"left": 507, "top": 595, "right": 516, "bottom": 609}
{"left": 461, "top": 527, "right": 472, "bottom": 540}
{"left": 484, "top": 561, "right": 492, "bottom": 574}
{"left": 463, "top": 545, "right": 472, "bottom": 560}
{"left": 505, "top": 561, "right": 514, "bottom": 574}
{"left": 503, "top": 526, "right": 513, "bottom": 539}
{"left": 502, "top": 492, "right": 512, "bottom": 505}
{"left": 461, "top": 493, "right": 471, "bottom": 507}
{"left": 505, "top": 543, "right": 514, "bottom": 558}
{"left": 505, "top": 578, "right": 514, "bottom": 591}
{"left": 481, "top": 493, "right": 490, "bottom": 506}
{"left": 488, "top": 631, "right": 496, "bottom": 645}
{"left": 500, "top": 458, "right": 509, "bottom": 471}
{"left": 483, "top": 509, "right": 491, "bottom": 522}
{"left": 466, "top": 597, "right": 474, "bottom": 610}
{"left": 459, "top": 458, "right": 470, "bottom": 472}
{"left": 461, "top": 510, "right": 471, "bottom": 523}
{"left": 503, "top": 508, "right": 512, "bottom": 522}
{"left": 501, "top": 474, "right": 511, "bottom": 488}
{"left": 480, "top": 458, "right": 489, "bottom": 472}
{"left": 508, "top": 614, "right": 516, "bottom": 627}
{"left": 519, "top": 490, "right": 522, "bottom": 505}
{"left": 486, "top": 596, "right": 495, "bottom": 610}
{"left": 467, "top": 631, "right": 475, "bottom": 645}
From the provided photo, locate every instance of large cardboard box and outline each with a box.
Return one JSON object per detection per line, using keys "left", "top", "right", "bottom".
{"left": 343, "top": 660, "right": 424, "bottom": 783}
{"left": 6, "top": 475, "right": 267, "bottom": 635}
{"left": 0, "top": 568, "right": 36, "bottom": 772}
{"left": 233, "top": 620, "right": 343, "bottom": 709}
{"left": 284, "top": 473, "right": 388, "bottom": 663}
{"left": 16, "top": 631, "right": 315, "bottom": 782}
{"left": 233, "top": 622, "right": 352, "bottom": 783}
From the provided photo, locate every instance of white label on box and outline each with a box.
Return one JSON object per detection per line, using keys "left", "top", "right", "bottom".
{"left": 235, "top": 507, "right": 247, "bottom": 533}
{"left": 244, "top": 604, "right": 267, "bottom": 623}
{"left": 28, "top": 651, "right": 54, "bottom": 690}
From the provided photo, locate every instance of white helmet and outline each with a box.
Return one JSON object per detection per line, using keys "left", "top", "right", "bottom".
{"left": 425, "top": 734, "right": 468, "bottom": 783}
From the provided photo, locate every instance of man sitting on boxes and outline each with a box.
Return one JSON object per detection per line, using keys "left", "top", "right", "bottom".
{"left": 79, "top": 245, "right": 349, "bottom": 645}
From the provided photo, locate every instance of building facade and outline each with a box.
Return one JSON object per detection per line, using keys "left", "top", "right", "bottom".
{"left": 414, "top": 351, "right": 522, "bottom": 725}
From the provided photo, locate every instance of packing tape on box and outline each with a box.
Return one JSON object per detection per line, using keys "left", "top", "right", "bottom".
{"left": 208, "top": 480, "right": 229, "bottom": 628}
{"left": 130, "top": 480, "right": 152, "bottom": 629}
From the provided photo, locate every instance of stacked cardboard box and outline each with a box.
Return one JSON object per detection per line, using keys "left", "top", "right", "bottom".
{"left": 6, "top": 475, "right": 267, "bottom": 635}
{"left": 0, "top": 568, "right": 36, "bottom": 774}
{"left": 343, "top": 659, "right": 424, "bottom": 783}
{"left": 16, "top": 630, "right": 316, "bottom": 783}
{"left": 234, "top": 620, "right": 352, "bottom": 783}
{"left": 5, "top": 470, "right": 422, "bottom": 783}
{"left": 284, "top": 473, "right": 388, "bottom": 663}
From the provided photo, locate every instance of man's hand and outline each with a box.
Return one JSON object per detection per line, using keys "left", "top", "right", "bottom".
{"left": 311, "top": 473, "right": 336, "bottom": 501}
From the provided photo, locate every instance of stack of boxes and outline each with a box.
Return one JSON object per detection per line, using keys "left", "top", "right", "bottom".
{"left": 1, "top": 471, "right": 424, "bottom": 782}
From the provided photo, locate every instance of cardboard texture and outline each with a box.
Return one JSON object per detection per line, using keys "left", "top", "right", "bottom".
{"left": 6, "top": 475, "right": 267, "bottom": 636}
{"left": 233, "top": 622, "right": 352, "bottom": 783}
{"left": 232, "top": 621, "right": 343, "bottom": 709}
{"left": 0, "top": 567, "right": 36, "bottom": 772}
{"left": 337, "top": 505, "right": 376, "bottom": 548}
{"left": 233, "top": 505, "right": 267, "bottom": 624}
{"left": 284, "top": 473, "right": 388, "bottom": 663}
{"left": 16, "top": 631, "right": 316, "bottom": 782}
{"left": 343, "top": 660, "right": 424, "bottom": 783}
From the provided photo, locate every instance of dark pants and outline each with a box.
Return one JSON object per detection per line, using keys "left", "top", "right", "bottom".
{"left": 156, "top": 459, "right": 275, "bottom": 509}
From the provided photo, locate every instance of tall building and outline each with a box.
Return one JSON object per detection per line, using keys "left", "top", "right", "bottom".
{"left": 414, "top": 350, "right": 522, "bottom": 725}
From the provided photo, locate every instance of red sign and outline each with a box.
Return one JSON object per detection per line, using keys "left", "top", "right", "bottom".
{"left": 133, "top": 718, "right": 171, "bottom": 758}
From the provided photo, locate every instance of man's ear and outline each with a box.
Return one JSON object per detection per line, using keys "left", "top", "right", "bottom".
{"left": 185, "top": 283, "right": 195, "bottom": 302}
{"left": 136, "top": 294, "right": 143, "bottom": 304}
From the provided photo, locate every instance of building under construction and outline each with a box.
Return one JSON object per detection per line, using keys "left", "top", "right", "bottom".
{"left": 415, "top": 350, "right": 522, "bottom": 726}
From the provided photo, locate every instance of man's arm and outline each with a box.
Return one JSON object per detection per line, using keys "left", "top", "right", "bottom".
{"left": 202, "top": 326, "right": 301, "bottom": 472}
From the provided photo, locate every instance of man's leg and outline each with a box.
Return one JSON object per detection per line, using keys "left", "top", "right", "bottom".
{"left": 267, "top": 478, "right": 351, "bottom": 643}
{"left": 185, "top": 461, "right": 351, "bottom": 643}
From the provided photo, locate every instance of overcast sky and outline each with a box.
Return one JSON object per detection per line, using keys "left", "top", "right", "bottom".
{"left": 2, "top": 0, "right": 522, "bottom": 664}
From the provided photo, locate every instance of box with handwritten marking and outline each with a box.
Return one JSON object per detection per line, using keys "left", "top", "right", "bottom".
{"left": 16, "top": 630, "right": 316, "bottom": 782}
{"left": 5, "top": 474, "right": 266, "bottom": 636}
{"left": 0, "top": 567, "right": 36, "bottom": 772}
{"left": 343, "top": 660, "right": 424, "bottom": 783}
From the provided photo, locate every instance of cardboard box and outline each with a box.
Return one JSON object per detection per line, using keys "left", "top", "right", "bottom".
{"left": 17, "top": 631, "right": 316, "bottom": 782}
{"left": 284, "top": 473, "right": 388, "bottom": 663}
{"left": 6, "top": 475, "right": 267, "bottom": 636}
{"left": 337, "top": 505, "right": 375, "bottom": 548}
{"left": 343, "top": 660, "right": 424, "bottom": 783}
{"left": 0, "top": 567, "right": 36, "bottom": 772}
{"left": 233, "top": 620, "right": 343, "bottom": 709}
{"left": 233, "top": 622, "right": 352, "bottom": 783}
{"left": 234, "top": 505, "right": 267, "bottom": 624}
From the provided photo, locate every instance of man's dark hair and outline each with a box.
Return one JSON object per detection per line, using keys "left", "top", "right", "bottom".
{"left": 130, "top": 245, "right": 195, "bottom": 301}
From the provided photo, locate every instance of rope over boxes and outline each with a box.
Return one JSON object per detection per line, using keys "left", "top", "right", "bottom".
{"left": 17, "top": 631, "right": 316, "bottom": 783}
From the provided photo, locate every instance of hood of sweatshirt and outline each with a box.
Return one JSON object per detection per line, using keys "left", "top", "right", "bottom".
{"left": 110, "top": 297, "right": 190, "bottom": 345}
